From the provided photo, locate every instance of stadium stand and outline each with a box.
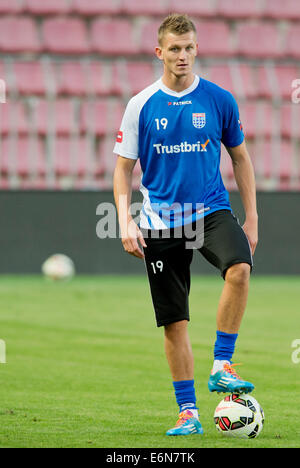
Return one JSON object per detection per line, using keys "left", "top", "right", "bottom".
{"left": 42, "top": 18, "right": 90, "bottom": 54}
{"left": 0, "top": 16, "right": 40, "bottom": 53}
{"left": 0, "top": 0, "right": 299, "bottom": 190}
{"left": 264, "top": 0, "right": 300, "bottom": 20}
{"left": 73, "top": 0, "right": 121, "bottom": 16}
{"left": 217, "top": 0, "right": 264, "bottom": 18}
{"left": 24, "top": 0, "right": 71, "bottom": 15}
{"left": 12, "top": 62, "right": 49, "bottom": 96}
{"left": 0, "top": 0, "right": 23, "bottom": 14}
{"left": 236, "top": 23, "right": 282, "bottom": 58}
{"left": 91, "top": 19, "right": 138, "bottom": 55}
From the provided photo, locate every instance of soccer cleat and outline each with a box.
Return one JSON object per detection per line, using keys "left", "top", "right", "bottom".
{"left": 166, "top": 409, "right": 204, "bottom": 436}
{"left": 208, "top": 363, "right": 254, "bottom": 394}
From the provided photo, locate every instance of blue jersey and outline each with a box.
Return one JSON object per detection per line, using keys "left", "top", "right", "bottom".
{"left": 114, "top": 75, "right": 244, "bottom": 229}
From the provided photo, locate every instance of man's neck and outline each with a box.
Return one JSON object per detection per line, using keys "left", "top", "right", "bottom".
{"left": 161, "top": 72, "right": 196, "bottom": 93}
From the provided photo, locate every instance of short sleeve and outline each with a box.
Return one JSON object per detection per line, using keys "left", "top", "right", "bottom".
{"left": 221, "top": 92, "right": 244, "bottom": 148}
{"left": 113, "top": 96, "right": 139, "bottom": 160}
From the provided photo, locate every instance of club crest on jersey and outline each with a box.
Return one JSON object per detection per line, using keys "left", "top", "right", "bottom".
{"left": 192, "top": 113, "right": 206, "bottom": 129}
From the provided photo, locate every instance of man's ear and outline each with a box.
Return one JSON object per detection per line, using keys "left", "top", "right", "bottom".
{"left": 155, "top": 46, "right": 163, "bottom": 61}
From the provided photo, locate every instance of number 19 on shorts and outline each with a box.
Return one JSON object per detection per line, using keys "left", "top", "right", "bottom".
{"left": 151, "top": 260, "right": 164, "bottom": 274}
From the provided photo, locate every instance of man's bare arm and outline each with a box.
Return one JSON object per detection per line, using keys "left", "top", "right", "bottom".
{"left": 226, "top": 141, "right": 258, "bottom": 255}
{"left": 113, "top": 156, "right": 146, "bottom": 259}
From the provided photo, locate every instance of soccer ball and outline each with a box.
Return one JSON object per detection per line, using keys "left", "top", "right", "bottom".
{"left": 214, "top": 393, "right": 264, "bottom": 439}
{"left": 42, "top": 254, "right": 75, "bottom": 281}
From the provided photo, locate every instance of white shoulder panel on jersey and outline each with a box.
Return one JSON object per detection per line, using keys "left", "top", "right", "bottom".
{"left": 113, "top": 79, "right": 162, "bottom": 160}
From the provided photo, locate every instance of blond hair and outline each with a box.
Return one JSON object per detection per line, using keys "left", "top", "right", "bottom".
{"left": 158, "top": 14, "right": 196, "bottom": 46}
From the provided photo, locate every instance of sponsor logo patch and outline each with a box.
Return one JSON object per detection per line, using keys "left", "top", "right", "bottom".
{"left": 116, "top": 130, "right": 123, "bottom": 143}
{"left": 192, "top": 113, "right": 206, "bottom": 129}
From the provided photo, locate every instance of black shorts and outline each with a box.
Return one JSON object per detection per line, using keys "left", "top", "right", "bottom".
{"left": 142, "top": 210, "right": 253, "bottom": 327}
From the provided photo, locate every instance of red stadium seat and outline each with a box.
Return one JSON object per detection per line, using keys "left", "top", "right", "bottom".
{"left": 140, "top": 20, "right": 161, "bottom": 55}
{"left": 278, "top": 141, "right": 293, "bottom": 182}
{"left": 24, "top": 0, "right": 70, "bottom": 14}
{"left": 235, "top": 64, "right": 257, "bottom": 99}
{"left": 13, "top": 62, "right": 47, "bottom": 96}
{"left": 0, "top": 177, "right": 10, "bottom": 189}
{"left": 264, "top": 0, "right": 300, "bottom": 20}
{"left": 239, "top": 102, "right": 274, "bottom": 140}
{"left": 0, "top": 137, "right": 46, "bottom": 177}
{"left": 0, "top": 17, "right": 40, "bottom": 53}
{"left": 274, "top": 66, "right": 300, "bottom": 100}
{"left": 217, "top": 0, "right": 263, "bottom": 18}
{"left": 51, "top": 137, "right": 73, "bottom": 176}
{"left": 42, "top": 18, "right": 89, "bottom": 54}
{"left": 253, "top": 139, "right": 294, "bottom": 187}
{"left": 236, "top": 23, "right": 281, "bottom": 58}
{"left": 19, "top": 178, "right": 49, "bottom": 190}
{"left": 286, "top": 24, "right": 300, "bottom": 59}
{"left": 80, "top": 101, "right": 108, "bottom": 137}
{"left": 257, "top": 65, "right": 299, "bottom": 100}
{"left": 255, "top": 140, "right": 273, "bottom": 181}
{"left": 98, "top": 136, "right": 121, "bottom": 177}
{"left": 95, "top": 139, "right": 109, "bottom": 177}
{"left": 33, "top": 100, "right": 77, "bottom": 136}
{"left": 91, "top": 19, "right": 138, "bottom": 56}
{"left": 80, "top": 100, "right": 124, "bottom": 136}
{"left": 57, "top": 61, "right": 122, "bottom": 97}
{"left": 125, "top": 62, "right": 156, "bottom": 95}
{"left": 77, "top": 138, "right": 101, "bottom": 178}
{"left": 89, "top": 62, "right": 122, "bottom": 96}
{"left": 207, "top": 64, "right": 257, "bottom": 99}
{"left": 122, "top": 0, "right": 168, "bottom": 15}
{"left": 56, "top": 62, "right": 86, "bottom": 96}
{"left": 73, "top": 0, "right": 121, "bottom": 15}
{"left": 51, "top": 137, "right": 92, "bottom": 176}
{"left": 0, "top": 102, "right": 28, "bottom": 135}
{"left": 0, "top": 61, "right": 9, "bottom": 96}
{"left": 256, "top": 66, "right": 273, "bottom": 99}
{"left": 169, "top": 0, "right": 217, "bottom": 16}
{"left": 280, "top": 103, "right": 300, "bottom": 139}
{"left": 0, "top": 0, "right": 22, "bottom": 13}
{"left": 207, "top": 65, "right": 235, "bottom": 95}
{"left": 195, "top": 21, "right": 233, "bottom": 57}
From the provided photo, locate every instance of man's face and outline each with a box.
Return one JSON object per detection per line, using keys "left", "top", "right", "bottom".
{"left": 156, "top": 31, "right": 198, "bottom": 78}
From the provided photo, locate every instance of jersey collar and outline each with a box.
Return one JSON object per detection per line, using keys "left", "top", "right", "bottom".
{"left": 159, "top": 75, "right": 200, "bottom": 98}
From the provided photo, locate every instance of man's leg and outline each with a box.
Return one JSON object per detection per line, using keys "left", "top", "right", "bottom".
{"left": 198, "top": 211, "right": 254, "bottom": 393}
{"left": 164, "top": 320, "right": 204, "bottom": 436}
{"left": 142, "top": 234, "right": 203, "bottom": 435}
{"left": 210, "top": 263, "right": 252, "bottom": 376}
{"left": 217, "top": 263, "right": 250, "bottom": 334}
{"left": 164, "top": 320, "right": 194, "bottom": 381}
{"left": 208, "top": 263, "right": 254, "bottom": 393}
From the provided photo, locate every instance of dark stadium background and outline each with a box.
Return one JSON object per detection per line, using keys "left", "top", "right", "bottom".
{"left": 0, "top": 0, "right": 299, "bottom": 275}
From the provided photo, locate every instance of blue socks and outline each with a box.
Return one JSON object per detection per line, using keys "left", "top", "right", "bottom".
{"left": 172, "top": 332, "right": 238, "bottom": 412}
{"left": 173, "top": 380, "right": 197, "bottom": 413}
{"left": 214, "top": 330, "right": 238, "bottom": 363}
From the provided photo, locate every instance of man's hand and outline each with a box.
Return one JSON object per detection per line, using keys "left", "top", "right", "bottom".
{"left": 121, "top": 219, "right": 147, "bottom": 259}
{"left": 242, "top": 216, "right": 258, "bottom": 256}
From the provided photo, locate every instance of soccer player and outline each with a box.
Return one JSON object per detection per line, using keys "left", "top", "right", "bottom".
{"left": 113, "top": 14, "right": 258, "bottom": 436}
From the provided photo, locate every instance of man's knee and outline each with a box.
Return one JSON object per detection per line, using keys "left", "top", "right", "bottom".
{"left": 225, "top": 263, "right": 250, "bottom": 287}
{"left": 164, "top": 319, "right": 189, "bottom": 339}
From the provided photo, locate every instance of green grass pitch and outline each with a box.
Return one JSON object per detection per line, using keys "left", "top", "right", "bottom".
{"left": 0, "top": 275, "right": 299, "bottom": 448}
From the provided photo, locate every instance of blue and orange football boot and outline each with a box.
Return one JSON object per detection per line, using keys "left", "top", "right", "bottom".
{"left": 166, "top": 409, "right": 204, "bottom": 436}
{"left": 208, "top": 363, "right": 254, "bottom": 394}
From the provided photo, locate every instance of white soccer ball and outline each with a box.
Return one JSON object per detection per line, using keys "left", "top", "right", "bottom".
{"left": 214, "top": 393, "right": 264, "bottom": 439}
{"left": 42, "top": 254, "right": 75, "bottom": 281}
